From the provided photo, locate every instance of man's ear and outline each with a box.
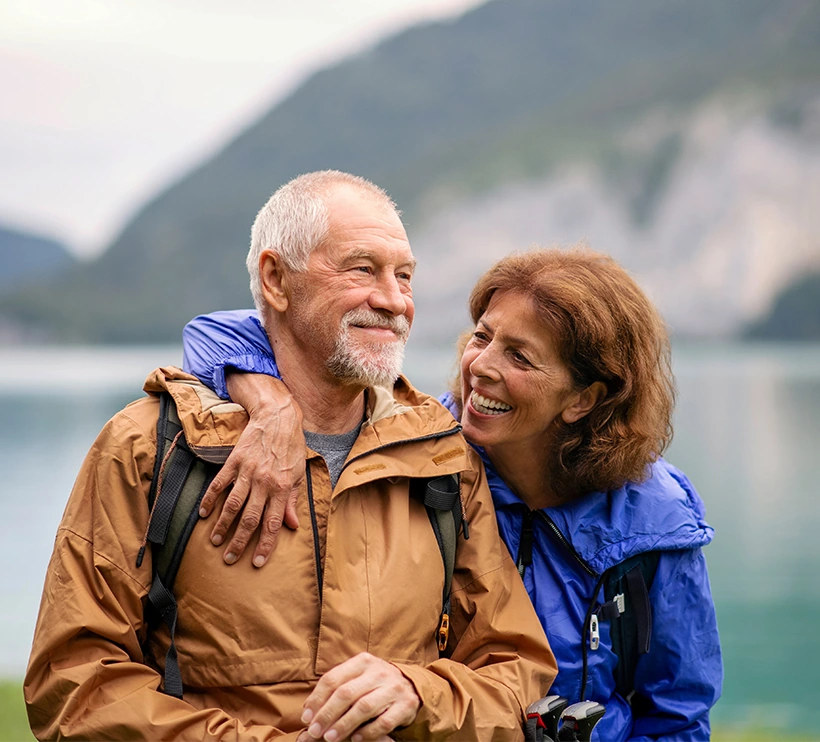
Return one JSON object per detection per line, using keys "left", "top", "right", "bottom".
{"left": 259, "top": 250, "right": 290, "bottom": 312}
{"left": 562, "top": 381, "right": 607, "bottom": 424}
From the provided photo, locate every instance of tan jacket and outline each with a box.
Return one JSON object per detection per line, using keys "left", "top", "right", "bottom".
{"left": 25, "top": 368, "right": 556, "bottom": 741}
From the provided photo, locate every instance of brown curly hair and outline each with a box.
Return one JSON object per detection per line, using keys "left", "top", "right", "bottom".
{"left": 456, "top": 247, "right": 675, "bottom": 498}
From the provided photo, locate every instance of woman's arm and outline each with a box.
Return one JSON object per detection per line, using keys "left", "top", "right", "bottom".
{"left": 205, "top": 372, "right": 305, "bottom": 567}
{"left": 183, "top": 311, "right": 306, "bottom": 567}
{"left": 183, "top": 309, "right": 279, "bottom": 398}
{"left": 629, "top": 548, "right": 723, "bottom": 740}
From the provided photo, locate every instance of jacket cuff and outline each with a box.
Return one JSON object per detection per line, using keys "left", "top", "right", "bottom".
{"left": 391, "top": 662, "right": 450, "bottom": 736}
{"left": 215, "top": 354, "right": 281, "bottom": 400}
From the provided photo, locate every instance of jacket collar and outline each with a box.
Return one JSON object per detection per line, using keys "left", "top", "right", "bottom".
{"left": 144, "top": 368, "right": 468, "bottom": 487}
{"left": 482, "top": 447, "right": 714, "bottom": 573}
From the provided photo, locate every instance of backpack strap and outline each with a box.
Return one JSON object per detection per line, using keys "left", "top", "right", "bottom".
{"left": 410, "top": 474, "right": 469, "bottom": 654}
{"left": 138, "top": 392, "right": 221, "bottom": 698}
{"left": 601, "top": 551, "right": 661, "bottom": 703}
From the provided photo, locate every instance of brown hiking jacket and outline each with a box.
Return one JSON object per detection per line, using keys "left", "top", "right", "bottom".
{"left": 25, "top": 367, "right": 556, "bottom": 740}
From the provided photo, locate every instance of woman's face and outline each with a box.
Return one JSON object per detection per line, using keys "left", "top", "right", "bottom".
{"left": 460, "top": 290, "right": 581, "bottom": 454}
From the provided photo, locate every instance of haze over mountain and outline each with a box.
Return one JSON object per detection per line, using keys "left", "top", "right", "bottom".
{"left": 2, "top": 0, "right": 819, "bottom": 343}
{"left": 0, "top": 225, "right": 75, "bottom": 293}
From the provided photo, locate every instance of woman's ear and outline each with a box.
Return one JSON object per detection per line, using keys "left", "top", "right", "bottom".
{"left": 259, "top": 250, "right": 289, "bottom": 312}
{"left": 562, "top": 381, "right": 607, "bottom": 424}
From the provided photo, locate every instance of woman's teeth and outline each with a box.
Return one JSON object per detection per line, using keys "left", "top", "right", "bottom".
{"left": 471, "top": 391, "right": 512, "bottom": 415}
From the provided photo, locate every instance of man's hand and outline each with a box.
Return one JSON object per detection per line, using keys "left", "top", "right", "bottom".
{"left": 198, "top": 372, "right": 306, "bottom": 567}
{"left": 301, "top": 653, "right": 420, "bottom": 742}
{"left": 296, "top": 734, "right": 393, "bottom": 742}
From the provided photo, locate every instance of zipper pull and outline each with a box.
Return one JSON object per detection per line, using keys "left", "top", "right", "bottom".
{"left": 437, "top": 612, "right": 450, "bottom": 651}
{"left": 589, "top": 613, "right": 600, "bottom": 650}
{"left": 516, "top": 510, "right": 534, "bottom": 578}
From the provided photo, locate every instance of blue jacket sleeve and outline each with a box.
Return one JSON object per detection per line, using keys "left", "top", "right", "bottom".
{"left": 629, "top": 548, "right": 723, "bottom": 741}
{"left": 182, "top": 310, "right": 280, "bottom": 400}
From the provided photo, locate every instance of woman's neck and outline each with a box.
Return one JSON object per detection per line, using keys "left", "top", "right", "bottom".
{"left": 485, "top": 443, "right": 564, "bottom": 510}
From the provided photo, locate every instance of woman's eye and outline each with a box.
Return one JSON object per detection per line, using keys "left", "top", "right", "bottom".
{"left": 354, "top": 266, "right": 372, "bottom": 274}
{"left": 472, "top": 331, "right": 489, "bottom": 343}
{"left": 511, "top": 350, "right": 532, "bottom": 366}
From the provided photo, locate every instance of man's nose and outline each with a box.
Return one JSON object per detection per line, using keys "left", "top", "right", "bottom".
{"left": 369, "top": 273, "right": 408, "bottom": 316}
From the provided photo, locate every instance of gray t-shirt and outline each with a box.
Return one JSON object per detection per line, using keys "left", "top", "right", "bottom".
{"left": 304, "top": 422, "right": 362, "bottom": 489}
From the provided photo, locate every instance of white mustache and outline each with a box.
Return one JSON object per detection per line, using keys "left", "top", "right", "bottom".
{"left": 342, "top": 309, "right": 410, "bottom": 339}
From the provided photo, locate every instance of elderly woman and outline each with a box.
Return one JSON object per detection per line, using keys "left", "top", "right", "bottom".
{"left": 181, "top": 248, "right": 722, "bottom": 741}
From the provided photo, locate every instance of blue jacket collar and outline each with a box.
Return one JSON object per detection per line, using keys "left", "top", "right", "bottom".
{"left": 480, "top": 446, "right": 714, "bottom": 573}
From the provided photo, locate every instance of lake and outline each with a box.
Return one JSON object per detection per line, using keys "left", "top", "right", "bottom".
{"left": 2, "top": 342, "right": 819, "bottom": 736}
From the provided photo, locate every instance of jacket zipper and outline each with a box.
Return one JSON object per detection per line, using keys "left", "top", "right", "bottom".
{"left": 532, "top": 510, "right": 602, "bottom": 701}
{"left": 305, "top": 465, "right": 323, "bottom": 602}
{"left": 305, "top": 427, "right": 461, "bottom": 600}
{"left": 536, "top": 510, "right": 599, "bottom": 578}
{"left": 516, "top": 510, "right": 535, "bottom": 578}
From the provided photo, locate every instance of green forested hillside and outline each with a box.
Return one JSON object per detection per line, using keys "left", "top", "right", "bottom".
{"left": 2, "top": 0, "right": 819, "bottom": 342}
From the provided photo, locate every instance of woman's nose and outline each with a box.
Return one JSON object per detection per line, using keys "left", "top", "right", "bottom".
{"left": 469, "top": 344, "right": 501, "bottom": 381}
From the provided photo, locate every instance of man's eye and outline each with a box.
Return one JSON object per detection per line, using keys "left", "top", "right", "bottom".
{"left": 472, "top": 331, "right": 489, "bottom": 343}
{"left": 354, "top": 266, "right": 372, "bottom": 274}
{"left": 397, "top": 272, "right": 412, "bottom": 282}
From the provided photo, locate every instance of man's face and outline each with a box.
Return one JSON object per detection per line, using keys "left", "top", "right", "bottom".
{"left": 286, "top": 186, "right": 416, "bottom": 388}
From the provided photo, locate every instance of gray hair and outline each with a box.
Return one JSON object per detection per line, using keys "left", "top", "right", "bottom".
{"left": 247, "top": 170, "right": 399, "bottom": 311}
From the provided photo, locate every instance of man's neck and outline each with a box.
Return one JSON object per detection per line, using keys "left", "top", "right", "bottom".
{"left": 271, "top": 335, "right": 366, "bottom": 435}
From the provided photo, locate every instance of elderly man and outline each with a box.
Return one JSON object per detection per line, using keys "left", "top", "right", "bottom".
{"left": 25, "top": 171, "right": 555, "bottom": 741}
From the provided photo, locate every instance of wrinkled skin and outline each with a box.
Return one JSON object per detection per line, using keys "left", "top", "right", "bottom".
{"left": 198, "top": 372, "right": 305, "bottom": 567}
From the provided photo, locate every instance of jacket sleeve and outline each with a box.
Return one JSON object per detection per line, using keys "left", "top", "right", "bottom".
{"left": 182, "top": 309, "right": 279, "bottom": 399}
{"left": 629, "top": 548, "right": 723, "bottom": 741}
{"left": 24, "top": 408, "right": 301, "bottom": 742}
{"left": 393, "top": 459, "right": 557, "bottom": 741}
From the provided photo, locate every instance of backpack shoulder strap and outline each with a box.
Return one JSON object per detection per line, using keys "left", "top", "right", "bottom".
{"left": 410, "top": 474, "right": 469, "bottom": 654}
{"left": 138, "top": 392, "right": 222, "bottom": 698}
{"left": 602, "top": 550, "right": 660, "bottom": 704}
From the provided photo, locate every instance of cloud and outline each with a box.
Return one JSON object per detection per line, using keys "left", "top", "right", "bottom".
{"left": 0, "top": 0, "right": 484, "bottom": 255}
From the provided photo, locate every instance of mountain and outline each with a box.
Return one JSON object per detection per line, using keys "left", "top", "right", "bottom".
{"left": 2, "top": 0, "right": 819, "bottom": 342}
{"left": 745, "top": 272, "right": 820, "bottom": 340}
{"left": 0, "top": 225, "right": 75, "bottom": 294}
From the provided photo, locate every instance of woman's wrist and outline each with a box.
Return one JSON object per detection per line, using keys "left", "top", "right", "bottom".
{"left": 226, "top": 371, "right": 302, "bottom": 423}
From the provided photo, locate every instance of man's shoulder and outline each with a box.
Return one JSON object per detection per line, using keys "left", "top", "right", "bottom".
{"left": 141, "top": 366, "right": 249, "bottom": 452}
{"left": 389, "top": 375, "right": 459, "bottom": 425}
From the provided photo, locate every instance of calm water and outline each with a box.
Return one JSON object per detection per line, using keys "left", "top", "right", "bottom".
{"left": 2, "top": 342, "right": 819, "bottom": 735}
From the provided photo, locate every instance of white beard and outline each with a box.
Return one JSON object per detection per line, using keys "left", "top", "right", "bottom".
{"left": 326, "top": 308, "right": 410, "bottom": 388}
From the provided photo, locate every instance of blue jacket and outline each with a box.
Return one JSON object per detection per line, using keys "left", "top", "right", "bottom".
{"left": 183, "top": 309, "right": 723, "bottom": 741}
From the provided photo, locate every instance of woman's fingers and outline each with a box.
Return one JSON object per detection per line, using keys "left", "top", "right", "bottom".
{"left": 250, "top": 481, "right": 290, "bottom": 567}
{"left": 198, "top": 463, "right": 235, "bottom": 520}
{"left": 220, "top": 481, "right": 267, "bottom": 563}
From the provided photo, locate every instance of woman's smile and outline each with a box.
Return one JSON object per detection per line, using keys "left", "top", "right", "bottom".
{"left": 469, "top": 390, "right": 512, "bottom": 415}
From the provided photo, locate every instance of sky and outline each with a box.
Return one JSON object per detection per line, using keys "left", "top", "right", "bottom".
{"left": 0, "top": 0, "right": 485, "bottom": 258}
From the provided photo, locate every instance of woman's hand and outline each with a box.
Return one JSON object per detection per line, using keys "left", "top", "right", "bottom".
{"left": 198, "top": 372, "right": 306, "bottom": 567}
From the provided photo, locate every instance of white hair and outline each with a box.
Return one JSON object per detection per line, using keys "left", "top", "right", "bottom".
{"left": 247, "top": 170, "right": 399, "bottom": 311}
